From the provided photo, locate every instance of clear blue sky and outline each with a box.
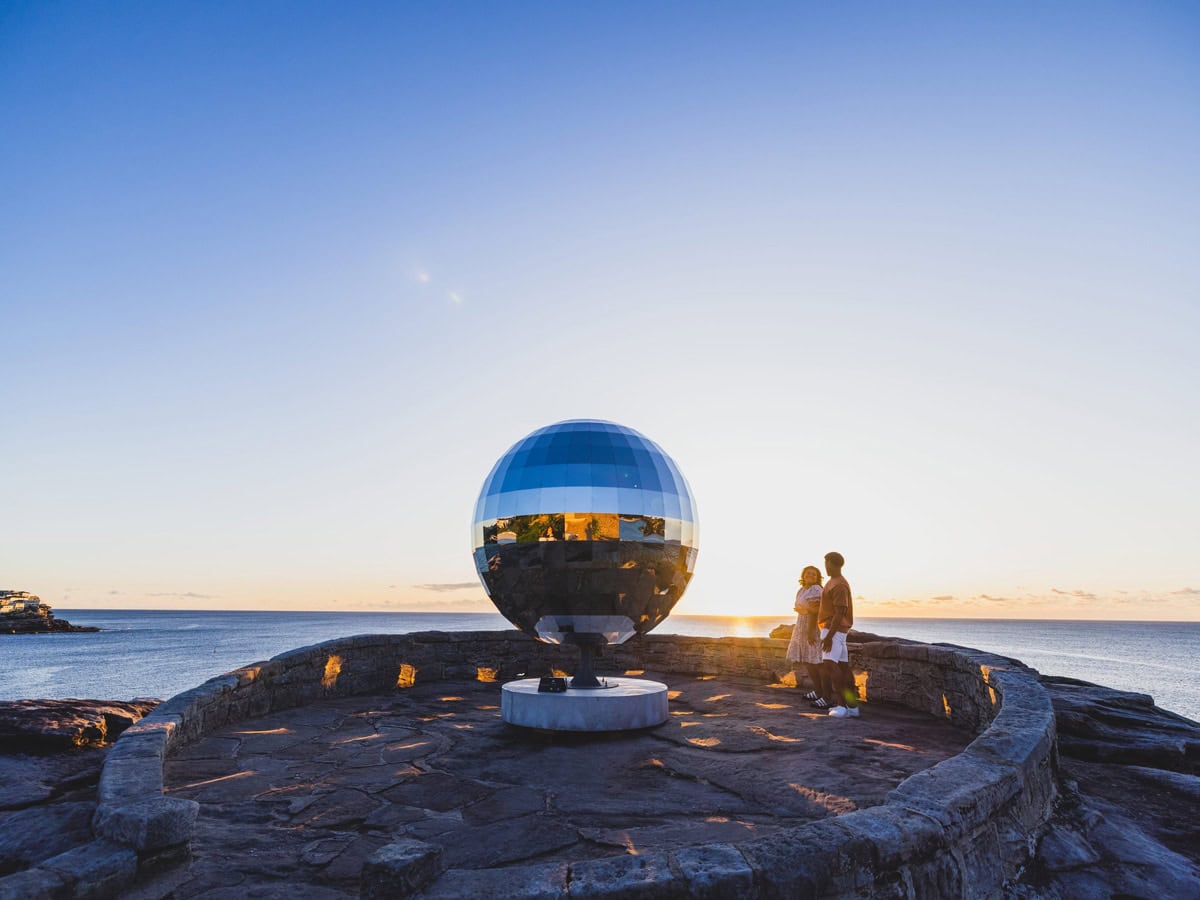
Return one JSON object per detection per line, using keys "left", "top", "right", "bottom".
{"left": 2, "top": 2, "right": 1198, "bottom": 619}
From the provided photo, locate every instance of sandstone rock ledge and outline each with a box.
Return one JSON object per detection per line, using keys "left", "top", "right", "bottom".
{"left": 1013, "top": 676, "right": 1200, "bottom": 898}
{"left": 0, "top": 699, "right": 159, "bottom": 890}
{"left": 0, "top": 615, "right": 99, "bottom": 634}
{"left": 0, "top": 700, "right": 161, "bottom": 752}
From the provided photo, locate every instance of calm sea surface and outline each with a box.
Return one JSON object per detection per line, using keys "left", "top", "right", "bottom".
{"left": 1, "top": 611, "right": 1196, "bottom": 722}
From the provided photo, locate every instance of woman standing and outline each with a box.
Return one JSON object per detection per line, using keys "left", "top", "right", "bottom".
{"left": 787, "top": 566, "right": 829, "bottom": 707}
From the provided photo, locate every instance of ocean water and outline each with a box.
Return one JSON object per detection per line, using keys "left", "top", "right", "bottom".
{"left": 1, "top": 610, "right": 1196, "bottom": 722}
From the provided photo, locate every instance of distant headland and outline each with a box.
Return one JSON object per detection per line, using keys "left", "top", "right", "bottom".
{"left": 0, "top": 591, "right": 98, "bottom": 634}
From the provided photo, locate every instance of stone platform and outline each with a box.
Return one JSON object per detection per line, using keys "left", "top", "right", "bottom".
{"left": 6, "top": 630, "right": 1198, "bottom": 897}
{"left": 7, "top": 629, "right": 1075, "bottom": 897}
{"left": 134, "top": 671, "right": 969, "bottom": 898}
{"left": 501, "top": 677, "right": 668, "bottom": 731}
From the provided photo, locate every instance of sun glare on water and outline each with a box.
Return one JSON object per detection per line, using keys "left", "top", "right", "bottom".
{"left": 727, "top": 619, "right": 759, "bottom": 638}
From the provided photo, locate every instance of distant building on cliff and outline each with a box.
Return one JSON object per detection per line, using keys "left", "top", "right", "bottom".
{"left": 0, "top": 590, "right": 51, "bottom": 617}
{"left": 0, "top": 591, "right": 96, "bottom": 633}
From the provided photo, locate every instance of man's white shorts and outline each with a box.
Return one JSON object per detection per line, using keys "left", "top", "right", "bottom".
{"left": 819, "top": 627, "right": 849, "bottom": 663}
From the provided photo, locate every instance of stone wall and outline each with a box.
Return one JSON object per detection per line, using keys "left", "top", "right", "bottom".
{"left": 90, "top": 630, "right": 1057, "bottom": 899}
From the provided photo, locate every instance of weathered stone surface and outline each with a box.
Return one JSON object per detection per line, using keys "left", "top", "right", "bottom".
{"left": 106, "top": 732, "right": 167, "bottom": 761}
{"left": 568, "top": 851, "right": 681, "bottom": 897}
{"left": 421, "top": 862, "right": 568, "bottom": 899}
{"left": 39, "top": 839, "right": 138, "bottom": 900}
{"left": 0, "top": 749, "right": 110, "bottom": 883}
{"left": 182, "top": 884, "right": 346, "bottom": 899}
{"left": 396, "top": 811, "right": 464, "bottom": 841}
{"left": 381, "top": 773, "right": 493, "bottom": 812}
{"left": 0, "top": 866, "right": 70, "bottom": 900}
{"left": 97, "top": 755, "right": 162, "bottom": 806}
{"left": 1120, "top": 762, "right": 1200, "bottom": 800}
{"left": 438, "top": 813, "right": 580, "bottom": 869}
{"left": 0, "top": 749, "right": 105, "bottom": 812}
{"left": 458, "top": 787, "right": 544, "bottom": 830}
{"left": 0, "top": 769, "right": 55, "bottom": 810}
{"left": 92, "top": 796, "right": 199, "bottom": 851}
{"left": 579, "top": 819, "right": 768, "bottom": 854}
{"left": 1038, "top": 824, "right": 1101, "bottom": 871}
{"left": 283, "top": 788, "right": 381, "bottom": 829}
{"left": 1043, "top": 675, "right": 1200, "bottom": 773}
{"left": 903, "top": 850, "right": 965, "bottom": 898}
{"left": 0, "top": 800, "right": 95, "bottom": 875}
{"left": 836, "top": 805, "right": 945, "bottom": 870}
{"left": 1018, "top": 756, "right": 1200, "bottom": 895}
{"left": 360, "top": 803, "right": 427, "bottom": 829}
{"left": 183, "top": 820, "right": 306, "bottom": 886}
{"left": 300, "top": 835, "right": 355, "bottom": 866}
{"left": 886, "top": 752, "right": 1021, "bottom": 836}
{"left": 169, "top": 736, "right": 240, "bottom": 761}
{"left": 360, "top": 839, "right": 442, "bottom": 899}
{"left": 0, "top": 700, "right": 159, "bottom": 751}
{"left": 671, "top": 843, "right": 754, "bottom": 898}
{"left": 1086, "top": 803, "right": 1200, "bottom": 886}
{"left": 738, "top": 819, "right": 849, "bottom": 897}
{"left": 321, "top": 834, "right": 391, "bottom": 885}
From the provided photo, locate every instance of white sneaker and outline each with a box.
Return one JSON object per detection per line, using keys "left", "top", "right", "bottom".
{"left": 828, "top": 706, "right": 860, "bottom": 718}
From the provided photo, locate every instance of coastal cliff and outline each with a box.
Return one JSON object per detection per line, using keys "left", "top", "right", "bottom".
{"left": 0, "top": 592, "right": 97, "bottom": 634}
{"left": 0, "top": 699, "right": 159, "bottom": 884}
{"left": 1018, "top": 675, "right": 1200, "bottom": 897}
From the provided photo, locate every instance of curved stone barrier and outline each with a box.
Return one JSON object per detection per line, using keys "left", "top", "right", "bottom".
{"left": 92, "top": 630, "right": 1056, "bottom": 898}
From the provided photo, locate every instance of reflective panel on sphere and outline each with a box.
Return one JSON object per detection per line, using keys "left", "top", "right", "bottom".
{"left": 472, "top": 419, "right": 699, "bottom": 646}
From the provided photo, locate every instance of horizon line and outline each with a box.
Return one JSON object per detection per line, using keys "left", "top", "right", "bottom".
{"left": 48, "top": 606, "right": 1200, "bottom": 625}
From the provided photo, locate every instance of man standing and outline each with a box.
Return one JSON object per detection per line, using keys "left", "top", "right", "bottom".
{"left": 818, "top": 551, "right": 859, "bottom": 718}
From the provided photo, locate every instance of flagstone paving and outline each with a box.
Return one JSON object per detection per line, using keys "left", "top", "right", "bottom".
{"left": 138, "top": 673, "right": 971, "bottom": 897}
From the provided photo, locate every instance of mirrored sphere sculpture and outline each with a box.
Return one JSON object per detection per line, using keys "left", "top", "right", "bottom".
{"left": 472, "top": 419, "right": 699, "bottom": 661}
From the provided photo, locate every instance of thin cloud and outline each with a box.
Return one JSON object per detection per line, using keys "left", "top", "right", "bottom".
{"left": 414, "top": 582, "right": 479, "bottom": 593}
{"left": 869, "top": 597, "right": 939, "bottom": 609}
{"left": 1051, "top": 588, "right": 1100, "bottom": 602}
{"left": 931, "top": 595, "right": 956, "bottom": 602}
{"left": 1169, "top": 587, "right": 1200, "bottom": 596}
{"left": 147, "top": 591, "right": 215, "bottom": 600}
{"left": 370, "top": 597, "right": 492, "bottom": 611}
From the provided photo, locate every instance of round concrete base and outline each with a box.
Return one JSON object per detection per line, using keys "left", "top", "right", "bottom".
{"left": 501, "top": 677, "right": 669, "bottom": 731}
